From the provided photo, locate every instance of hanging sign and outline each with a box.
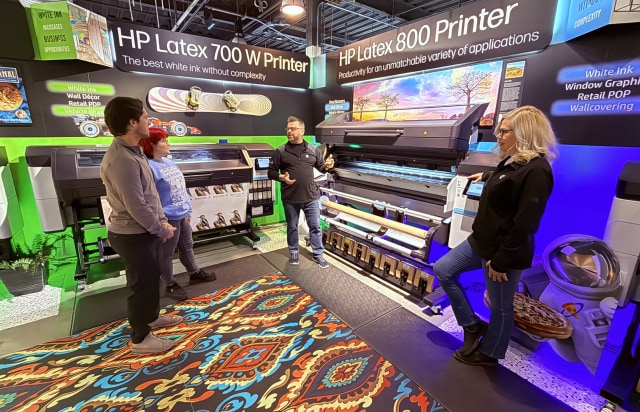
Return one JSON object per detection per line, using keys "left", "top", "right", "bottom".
{"left": 330, "top": 0, "right": 557, "bottom": 84}
{"left": 110, "top": 22, "right": 310, "bottom": 89}
{"left": 25, "top": 1, "right": 113, "bottom": 67}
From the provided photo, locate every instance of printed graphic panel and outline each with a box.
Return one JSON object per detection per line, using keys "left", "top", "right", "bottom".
{"left": 0, "top": 66, "right": 32, "bottom": 125}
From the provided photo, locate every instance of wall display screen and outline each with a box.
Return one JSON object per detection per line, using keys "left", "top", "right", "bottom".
{"left": 255, "top": 157, "right": 270, "bottom": 170}
{"left": 0, "top": 66, "right": 32, "bottom": 125}
{"left": 353, "top": 61, "right": 503, "bottom": 127}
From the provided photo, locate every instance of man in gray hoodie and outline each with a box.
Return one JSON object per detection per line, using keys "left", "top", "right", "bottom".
{"left": 101, "top": 97, "right": 180, "bottom": 354}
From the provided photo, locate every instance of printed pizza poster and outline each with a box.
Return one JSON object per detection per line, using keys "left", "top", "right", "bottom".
{"left": 0, "top": 65, "right": 32, "bottom": 124}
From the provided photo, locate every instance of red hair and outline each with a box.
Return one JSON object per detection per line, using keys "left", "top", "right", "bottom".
{"left": 139, "top": 128, "right": 168, "bottom": 158}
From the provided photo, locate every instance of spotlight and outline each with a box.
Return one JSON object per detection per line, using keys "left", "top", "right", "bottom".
{"left": 281, "top": 0, "right": 305, "bottom": 16}
{"left": 231, "top": 17, "right": 247, "bottom": 44}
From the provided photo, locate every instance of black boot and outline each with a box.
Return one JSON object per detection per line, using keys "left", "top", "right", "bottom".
{"left": 453, "top": 350, "right": 498, "bottom": 367}
{"left": 460, "top": 320, "right": 488, "bottom": 356}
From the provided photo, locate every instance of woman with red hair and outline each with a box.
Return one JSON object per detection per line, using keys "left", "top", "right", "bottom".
{"left": 140, "top": 128, "right": 216, "bottom": 300}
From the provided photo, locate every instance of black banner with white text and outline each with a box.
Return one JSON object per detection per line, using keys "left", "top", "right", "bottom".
{"left": 110, "top": 22, "right": 310, "bottom": 89}
{"left": 330, "top": 0, "right": 557, "bottom": 84}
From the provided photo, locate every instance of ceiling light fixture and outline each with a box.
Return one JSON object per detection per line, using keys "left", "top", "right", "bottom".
{"left": 231, "top": 17, "right": 247, "bottom": 44}
{"left": 281, "top": 0, "right": 305, "bottom": 16}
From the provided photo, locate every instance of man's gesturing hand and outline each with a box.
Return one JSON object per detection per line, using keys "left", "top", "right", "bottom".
{"left": 280, "top": 171, "right": 296, "bottom": 185}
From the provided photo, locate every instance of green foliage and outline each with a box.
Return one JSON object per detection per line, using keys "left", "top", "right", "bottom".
{"left": 0, "top": 234, "right": 70, "bottom": 274}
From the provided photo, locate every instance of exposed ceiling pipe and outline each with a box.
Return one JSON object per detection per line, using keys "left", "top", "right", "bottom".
{"left": 322, "top": 2, "right": 398, "bottom": 29}
{"left": 171, "top": 0, "right": 202, "bottom": 31}
{"left": 206, "top": 6, "right": 306, "bottom": 46}
{"left": 317, "top": 1, "right": 394, "bottom": 51}
{"left": 154, "top": 0, "right": 160, "bottom": 27}
{"left": 176, "top": 0, "right": 207, "bottom": 32}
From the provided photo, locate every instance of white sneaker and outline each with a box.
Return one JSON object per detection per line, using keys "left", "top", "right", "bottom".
{"left": 131, "top": 332, "right": 174, "bottom": 354}
{"left": 149, "top": 314, "right": 183, "bottom": 330}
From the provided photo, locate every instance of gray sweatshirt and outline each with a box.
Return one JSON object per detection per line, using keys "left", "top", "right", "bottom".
{"left": 100, "top": 137, "right": 170, "bottom": 238}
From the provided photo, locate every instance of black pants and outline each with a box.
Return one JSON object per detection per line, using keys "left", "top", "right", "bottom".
{"left": 108, "top": 231, "right": 161, "bottom": 344}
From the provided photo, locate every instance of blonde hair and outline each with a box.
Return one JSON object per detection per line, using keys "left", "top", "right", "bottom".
{"left": 495, "top": 105, "right": 558, "bottom": 164}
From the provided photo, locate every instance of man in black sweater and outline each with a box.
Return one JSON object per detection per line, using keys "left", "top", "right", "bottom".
{"left": 268, "top": 115, "right": 334, "bottom": 268}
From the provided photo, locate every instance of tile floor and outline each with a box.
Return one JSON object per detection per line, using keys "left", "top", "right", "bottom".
{"left": 0, "top": 224, "right": 614, "bottom": 411}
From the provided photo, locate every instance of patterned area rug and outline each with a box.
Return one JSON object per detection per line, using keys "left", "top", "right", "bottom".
{"left": 0, "top": 273, "right": 448, "bottom": 412}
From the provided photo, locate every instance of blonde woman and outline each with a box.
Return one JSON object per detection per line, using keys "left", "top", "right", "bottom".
{"left": 433, "top": 105, "right": 558, "bottom": 367}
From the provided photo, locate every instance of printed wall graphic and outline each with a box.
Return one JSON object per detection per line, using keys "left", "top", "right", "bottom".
{"left": 189, "top": 183, "right": 248, "bottom": 233}
{"left": 0, "top": 66, "right": 31, "bottom": 125}
{"left": 101, "top": 183, "right": 248, "bottom": 234}
{"left": 497, "top": 60, "right": 527, "bottom": 118}
{"left": 47, "top": 80, "right": 114, "bottom": 117}
{"left": 505, "top": 61, "right": 525, "bottom": 79}
{"left": 147, "top": 87, "right": 272, "bottom": 116}
{"left": 551, "top": 58, "right": 640, "bottom": 117}
{"left": 45, "top": 80, "right": 114, "bottom": 136}
{"left": 516, "top": 24, "right": 640, "bottom": 146}
{"left": 324, "top": 100, "right": 350, "bottom": 119}
{"left": 352, "top": 61, "right": 503, "bottom": 126}
{"left": 148, "top": 117, "right": 201, "bottom": 137}
{"left": 68, "top": 2, "right": 112, "bottom": 67}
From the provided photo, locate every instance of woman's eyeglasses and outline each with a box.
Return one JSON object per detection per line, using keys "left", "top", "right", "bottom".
{"left": 497, "top": 128, "right": 513, "bottom": 136}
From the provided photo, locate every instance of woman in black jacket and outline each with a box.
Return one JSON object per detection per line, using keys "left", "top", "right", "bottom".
{"left": 433, "top": 105, "right": 558, "bottom": 367}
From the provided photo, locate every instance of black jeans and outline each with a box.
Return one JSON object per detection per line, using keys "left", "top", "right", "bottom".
{"left": 108, "top": 231, "right": 161, "bottom": 343}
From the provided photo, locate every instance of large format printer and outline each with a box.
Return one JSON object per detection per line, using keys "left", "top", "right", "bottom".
{"left": 26, "top": 144, "right": 257, "bottom": 281}
{"left": 314, "top": 103, "right": 490, "bottom": 304}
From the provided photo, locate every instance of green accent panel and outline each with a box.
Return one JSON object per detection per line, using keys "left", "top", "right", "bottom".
{"left": 46, "top": 81, "right": 115, "bottom": 95}
{"left": 0, "top": 135, "right": 303, "bottom": 251}
{"left": 51, "top": 105, "right": 106, "bottom": 118}
{"left": 11, "top": 158, "right": 47, "bottom": 244}
{"left": 26, "top": 2, "right": 76, "bottom": 61}
{"left": 0, "top": 133, "right": 329, "bottom": 274}
{"left": 0, "top": 280, "right": 13, "bottom": 300}
{"left": 1, "top": 137, "right": 113, "bottom": 161}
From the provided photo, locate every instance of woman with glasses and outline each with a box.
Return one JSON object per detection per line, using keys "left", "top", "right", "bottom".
{"left": 433, "top": 105, "right": 558, "bottom": 367}
{"left": 139, "top": 128, "right": 217, "bottom": 301}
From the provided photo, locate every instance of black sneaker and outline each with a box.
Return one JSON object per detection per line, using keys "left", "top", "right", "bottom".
{"left": 289, "top": 251, "right": 299, "bottom": 265}
{"left": 313, "top": 254, "right": 329, "bottom": 269}
{"left": 165, "top": 282, "right": 188, "bottom": 301}
{"left": 189, "top": 269, "right": 217, "bottom": 284}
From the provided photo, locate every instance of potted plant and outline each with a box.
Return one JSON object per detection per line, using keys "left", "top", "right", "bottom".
{"left": 0, "top": 233, "right": 69, "bottom": 297}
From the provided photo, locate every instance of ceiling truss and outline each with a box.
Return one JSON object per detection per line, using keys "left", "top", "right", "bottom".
{"left": 71, "top": 0, "right": 480, "bottom": 54}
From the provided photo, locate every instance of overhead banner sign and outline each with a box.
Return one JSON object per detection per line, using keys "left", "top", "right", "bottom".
{"left": 551, "top": 0, "right": 615, "bottom": 44}
{"left": 25, "top": 1, "right": 113, "bottom": 67}
{"left": 330, "top": 0, "right": 557, "bottom": 84}
{"left": 110, "top": 22, "right": 310, "bottom": 89}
